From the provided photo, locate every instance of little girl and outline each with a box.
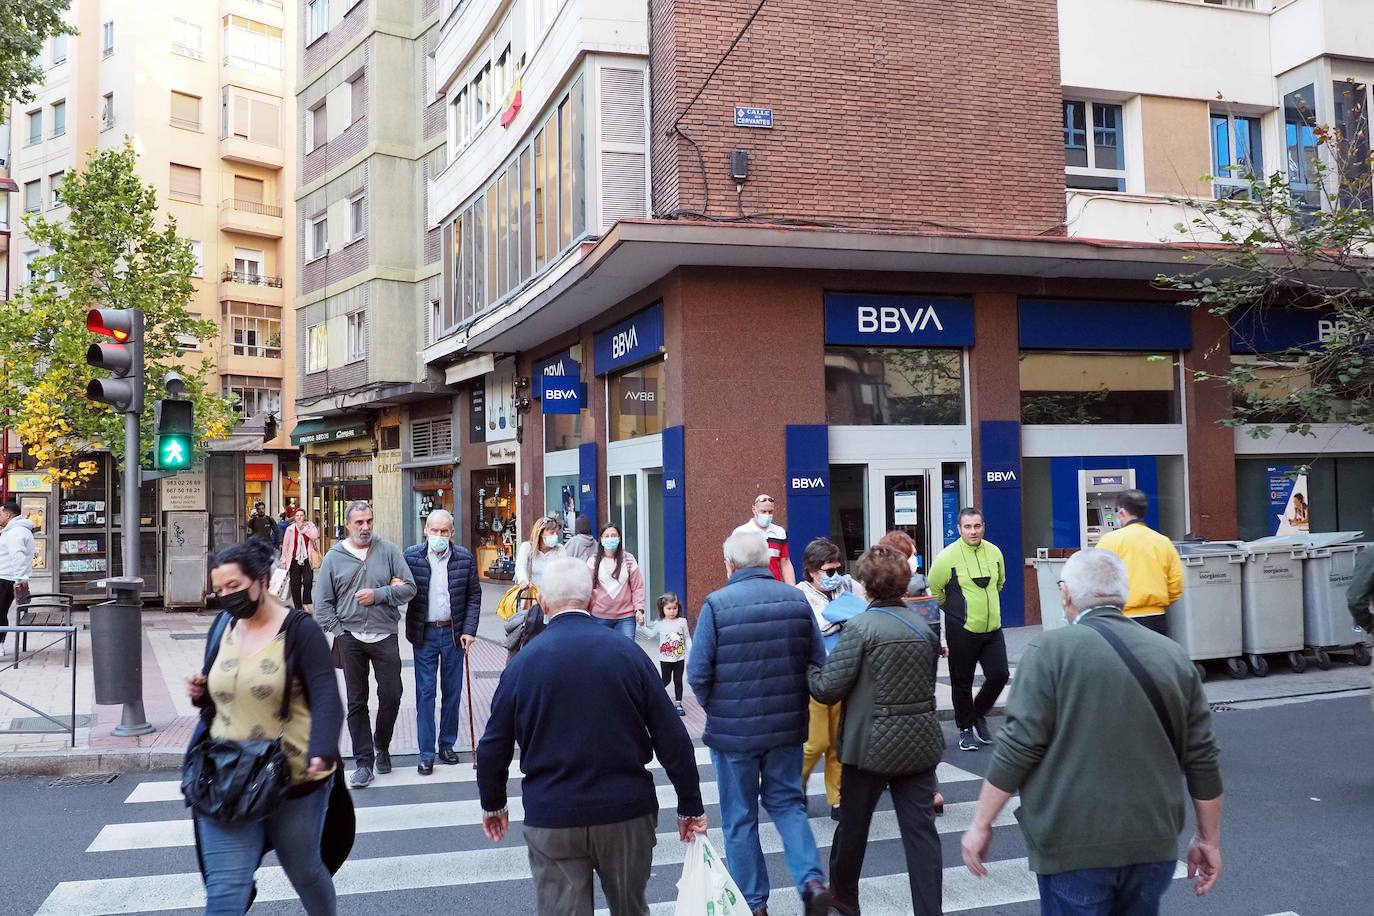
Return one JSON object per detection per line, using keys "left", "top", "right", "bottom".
{"left": 637, "top": 592, "right": 690, "bottom": 715}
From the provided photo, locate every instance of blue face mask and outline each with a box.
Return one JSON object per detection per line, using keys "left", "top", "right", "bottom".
{"left": 819, "top": 572, "right": 843, "bottom": 592}
{"left": 428, "top": 535, "right": 449, "bottom": 554}
{"left": 601, "top": 537, "right": 621, "bottom": 552}
{"left": 756, "top": 513, "right": 773, "bottom": 528}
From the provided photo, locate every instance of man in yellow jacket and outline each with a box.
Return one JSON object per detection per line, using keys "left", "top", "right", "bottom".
{"left": 1096, "top": 489, "right": 1183, "bottom": 636}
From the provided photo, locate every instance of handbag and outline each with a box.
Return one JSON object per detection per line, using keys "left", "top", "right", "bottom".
{"left": 268, "top": 567, "right": 291, "bottom": 603}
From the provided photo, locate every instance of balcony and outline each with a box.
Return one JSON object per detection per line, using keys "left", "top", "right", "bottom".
{"left": 221, "top": 134, "right": 284, "bottom": 169}
{"left": 218, "top": 198, "right": 283, "bottom": 238}
{"left": 220, "top": 267, "right": 284, "bottom": 305}
{"left": 221, "top": 0, "right": 286, "bottom": 30}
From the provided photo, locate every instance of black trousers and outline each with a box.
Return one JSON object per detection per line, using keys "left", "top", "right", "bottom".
{"left": 660, "top": 660, "right": 684, "bottom": 701}
{"left": 337, "top": 632, "right": 403, "bottom": 768}
{"left": 946, "top": 624, "right": 1009, "bottom": 731}
{"left": 0, "top": 578, "right": 12, "bottom": 646}
{"left": 1135, "top": 613, "right": 1168, "bottom": 636}
{"left": 830, "top": 764, "right": 941, "bottom": 915}
{"left": 288, "top": 561, "right": 314, "bottom": 608}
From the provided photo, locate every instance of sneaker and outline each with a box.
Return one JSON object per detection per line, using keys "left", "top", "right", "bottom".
{"left": 375, "top": 749, "right": 392, "bottom": 774}
{"left": 958, "top": 728, "right": 980, "bottom": 752}
{"left": 973, "top": 716, "right": 994, "bottom": 745}
{"left": 830, "top": 805, "right": 841, "bottom": 821}
{"left": 803, "top": 880, "right": 835, "bottom": 916}
{"left": 675, "top": 702, "right": 686, "bottom": 717}
{"left": 350, "top": 766, "right": 375, "bottom": 789}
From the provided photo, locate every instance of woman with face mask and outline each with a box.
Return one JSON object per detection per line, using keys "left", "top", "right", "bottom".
{"left": 797, "top": 538, "right": 855, "bottom": 821}
{"left": 513, "top": 516, "right": 564, "bottom": 591}
{"left": 184, "top": 539, "right": 351, "bottom": 916}
{"left": 590, "top": 523, "right": 646, "bottom": 639}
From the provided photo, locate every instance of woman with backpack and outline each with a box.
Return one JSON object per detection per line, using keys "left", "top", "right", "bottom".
{"left": 183, "top": 539, "right": 353, "bottom": 915}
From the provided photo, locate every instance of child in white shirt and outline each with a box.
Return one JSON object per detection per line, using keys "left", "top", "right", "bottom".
{"left": 637, "top": 592, "right": 690, "bottom": 715}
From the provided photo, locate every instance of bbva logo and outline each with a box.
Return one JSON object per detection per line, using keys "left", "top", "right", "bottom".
{"left": 545, "top": 387, "right": 575, "bottom": 400}
{"left": 543, "top": 362, "right": 566, "bottom": 377}
{"left": 625, "top": 390, "right": 656, "bottom": 402}
{"left": 612, "top": 326, "right": 639, "bottom": 359}
{"left": 666, "top": 478, "right": 679, "bottom": 491}
{"left": 856, "top": 305, "right": 944, "bottom": 335}
{"left": 986, "top": 470, "right": 1018, "bottom": 483}
{"left": 791, "top": 476, "right": 826, "bottom": 490}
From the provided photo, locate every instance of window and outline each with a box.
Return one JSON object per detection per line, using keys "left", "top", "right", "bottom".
{"left": 349, "top": 74, "right": 364, "bottom": 126}
{"left": 307, "top": 324, "right": 327, "bottom": 372}
{"left": 473, "top": 62, "right": 491, "bottom": 126}
{"left": 348, "top": 194, "right": 365, "bottom": 240}
{"left": 176, "top": 334, "right": 202, "bottom": 351}
{"left": 307, "top": 0, "right": 329, "bottom": 44}
{"left": 1284, "top": 84, "right": 1321, "bottom": 212}
{"left": 346, "top": 311, "right": 367, "bottom": 362}
{"left": 1333, "top": 80, "right": 1372, "bottom": 210}
{"left": 49, "top": 172, "right": 65, "bottom": 208}
{"left": 172, "top": 18, "right": 203, "bottom": 58}
{"left": 189, "top": 240, "right": 204, "bottom": 277}
{"left": 223, "top": 89, "right": 280, "bottom": 146}
{"left": 411, "top": 416, "right": 453, "bottom": 458}
{"left": 51, "top": 34, "right": 67, "bottom": 65}
{"left": 222, "top": 374, "right": 282, "bottom": 419}
{"left": 428, "top": 298, "right": 442, "bottom": 344}
{"left": 234, "top": 175, "right": 265, "bottom": 206}
{"left": 27, "top": 109, "right": 41, "bottom": 145}
{"left": 169, "top": 164, "right": 201, "bottom": 202}
{"left": 223, "top": 301, "right": 282, "bottom": 358}
{"left": 307, "top": 102, "right": 326, "bottom": 152}
{"left": 1019, "top": 351, "right": 1180, "bottom": 425}
{"left": 450, "top": 88, "right": 469, "bottom": 151}
{"left": 23, "top": 180, "right": 40, "bottom": 213}
{"left": 1211, "top": 112, "right": 1264, "bottom": 200}
{"left": 102, "top": 20, "right": 114, "bottom": 56}
{"left": 1064, "top": 100, "right": 1125, "bottom": 192}
{"left": 308, "top": 213, "right": 328, "bottom": 259}
{"left": 425, "top": 53, "right": 437, "bottom": 102}
{"left": 101, "top": 93, "right": 115, "bottom": 130}
{"left": 609, "top": 360, "right": 666, "bottom": 441}
{"left": 233, "top": 246, "right": 264, "bottom": 280}
{"left": 223, "top": 16, "right": 283, "bottom": 73}
{"left": 825, "top": 348, "right": 966, "bottom": 425}
{"left": 22, "top": 250, "right": 40, "bottom": 285}
{"left": 50, "top": 100, "right": 66, "bottom": 138}
{"left": 171, "top": 92, "right": 201, "bottom": 130}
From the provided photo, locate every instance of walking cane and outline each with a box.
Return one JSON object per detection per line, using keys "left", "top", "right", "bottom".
{"left": 464, "top": 642, "right": 478, "bottom": 771}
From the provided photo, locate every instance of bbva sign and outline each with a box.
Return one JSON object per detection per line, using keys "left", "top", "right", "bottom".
{"left": 824, "top": 293, "right": 975, "bottom": 347}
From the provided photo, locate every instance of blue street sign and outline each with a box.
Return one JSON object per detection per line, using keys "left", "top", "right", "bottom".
{"left": 734, "top": 106, "right": 773, "bottom": 128}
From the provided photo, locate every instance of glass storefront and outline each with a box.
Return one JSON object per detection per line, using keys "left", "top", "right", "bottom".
{"left": 825, "top": 347, "right": 964, "bottom": 425}
{"left": 471, "top": 466, "right": 516, "bottom": 577}
{"left": 310, "top": 454, "right": 373, "bottom": 550}
{"left": 1021, "top": 455, "right": 1186, "bottom": 551}
{"left": 545, "top": 412, "right": 582, "bottom": 452}
{"left": 1236, "top": 455, "right": 1374, "bottom": 541}
{"left": 1019, "top": 351, "right": 1180, "bottom": 424}
{"left": 411, "top": 464, "right": 456, "bottom": 531}
{"left": 58, "top": 455, "right": 162, "bottom": 599}
{"left": 545, "top": 472, "right": 579, "bottom": 533}
{"left": 609, "top": 360, "right": 665, "bottom": 441}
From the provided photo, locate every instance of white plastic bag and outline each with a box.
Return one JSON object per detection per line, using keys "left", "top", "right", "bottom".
{"left": 674, "top": 835, "right": 748, "bottom": 916}
{"left": 268, "top": 566, "right": 291, "bottom": 603}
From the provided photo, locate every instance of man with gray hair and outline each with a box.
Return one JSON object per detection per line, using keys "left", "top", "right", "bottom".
{"left": 687, "top": 530, "right": 833, "bottom": 916}
{"left": 315, "top": 501, "right": 416, "bottom": 788}
{"left": 478, "top": 557, "right": 706, "bottom": 916}
{"left": 961, "top": 548, "right": 1224, "bottom": 914}
{"left": 403, "top": 508, "right": 481, "bottom": 775}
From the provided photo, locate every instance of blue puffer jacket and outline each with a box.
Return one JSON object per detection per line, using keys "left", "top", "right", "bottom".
{"left": 686, "top": 567, "right": 826, "bottom": 754}
{"left": 403, "top": 542, "right": 482, "bottom": 648}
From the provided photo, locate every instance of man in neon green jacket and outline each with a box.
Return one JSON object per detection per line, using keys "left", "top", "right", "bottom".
{"left": 928, "top": 507, "right": 1008, "bottom": 753}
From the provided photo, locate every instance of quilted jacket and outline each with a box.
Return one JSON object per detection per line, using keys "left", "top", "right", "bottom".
{"left": 402, "top": 542, "right": 482, "bottom": 648}
{"left": 809, "top": 599, "right": 945, "bottom": 775}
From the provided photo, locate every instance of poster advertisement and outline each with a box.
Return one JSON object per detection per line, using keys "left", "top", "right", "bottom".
{"left": 1267, "top": 465, "right": 1310, "bottom": 535}
{"left": 942, "top": 475, "right": 960, "bottom": 544}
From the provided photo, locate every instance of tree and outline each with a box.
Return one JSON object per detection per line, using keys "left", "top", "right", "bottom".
{"left": 0, "top": 0, "right": 75, "bottom": 124}
{"left": 0, "top": 143, "right": 237, "bottom": 487}
{"left": 1160, "top": 83, "right": 1374, "bottom": 443}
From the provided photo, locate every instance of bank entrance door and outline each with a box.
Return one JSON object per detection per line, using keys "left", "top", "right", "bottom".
{"left": 830, "top": 461, "right": 965, "bottom": 575}
{"left": 607, "top": 468, "right": 665, "bottom": 610}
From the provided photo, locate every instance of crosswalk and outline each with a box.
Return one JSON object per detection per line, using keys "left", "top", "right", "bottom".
{"left": 37, "top": 748, "right": 1208, "bottom": 916}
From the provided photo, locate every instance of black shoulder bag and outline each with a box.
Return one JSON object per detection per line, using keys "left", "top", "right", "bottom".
{"left": 1080, "top": 616, "right": 1182, "bottom": 764}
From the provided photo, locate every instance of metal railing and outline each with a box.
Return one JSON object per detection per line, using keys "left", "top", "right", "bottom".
{"left": 0, "top": 625, "right": 79, "bottom": 748}
{"left": 223, "top": 198, "right": 283, "bottom": 218}
{"left": 221, "top": 268, "right": 284, "bottom": 287}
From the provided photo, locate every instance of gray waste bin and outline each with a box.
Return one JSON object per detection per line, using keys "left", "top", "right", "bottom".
{"left": 1248, "top": 531, "right": 1374, "bottom": 669}
{"left": 1168, "top": 543, "right": 1247, "bottom": 680}
{"left": 1030, "top": 555, "right": 1070, "bottom": 632}
{"left": 1239, "top": 543, "right": 1307, "bottom": 676}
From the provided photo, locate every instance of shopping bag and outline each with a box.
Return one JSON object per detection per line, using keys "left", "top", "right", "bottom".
{"left": 674, "top": 835, "right": 748, "bottom": 916}
{"left": 268, "top": 567, "right": 291, "bottom": 603}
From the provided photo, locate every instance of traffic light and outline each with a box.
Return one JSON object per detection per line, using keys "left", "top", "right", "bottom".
{"left": 86, "top": 308, "right": 144, "bottom": 414}
{"left": 155, "top": 374, "right": 194, "bottom": 470}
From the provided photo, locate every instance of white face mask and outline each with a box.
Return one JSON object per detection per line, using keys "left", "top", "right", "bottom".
{"left": 543, "top": 534, "right": 560, "bottom": 549}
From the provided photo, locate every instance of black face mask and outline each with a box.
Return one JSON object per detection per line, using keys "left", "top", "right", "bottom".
{"left": 211, "top": 584, "right": 262, "bottom": 620}
{"left": 970, "top": 576, "right": 992, "bottom": 589}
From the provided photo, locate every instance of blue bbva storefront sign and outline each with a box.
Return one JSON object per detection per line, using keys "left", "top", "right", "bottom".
{"left": 533, "top": 350, "right": 584, "bottom": 414}
{"left": 1229, "top": 308, "right": 1343, "bottom": 354}
{"left": 594, "top": 303, "right": 665, "bottom": 375}
{"left": 824, "top": 293, "right": 976, "bottom": 346}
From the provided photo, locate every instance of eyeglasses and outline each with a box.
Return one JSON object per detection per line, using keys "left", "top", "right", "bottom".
{"left": 819, "top": 565, "right": 843, "bottom": 575}
{"left": 754, "top": 495, "right": 774, "bottom": 505}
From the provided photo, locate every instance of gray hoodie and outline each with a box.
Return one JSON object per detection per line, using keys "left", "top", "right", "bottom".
{"left": 314, "top": 536, "right": 417, "bottom": 638}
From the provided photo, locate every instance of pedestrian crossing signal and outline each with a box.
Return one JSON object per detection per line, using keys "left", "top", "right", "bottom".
{"left": 157, "top": 434, "right": 192, "bottom": 469}
{"left": 154, "top": 398, "right": 195, "bottom": 470}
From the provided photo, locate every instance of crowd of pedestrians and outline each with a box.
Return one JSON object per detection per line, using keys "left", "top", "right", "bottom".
{"left": 181, "top": 485, "right": 1231, "bottom": 916}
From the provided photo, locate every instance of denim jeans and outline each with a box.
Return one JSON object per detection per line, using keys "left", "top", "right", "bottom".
{"left": 414, "top": 625, "right": 464, "bottom": 764}
{"left": 1036, "top": 861, "right": 1176, "bottom": 916}
{"left": 711, "top": 744, "right": 825, "bottom": 910}
{"left": 197, "top": 780, "right": 336, "bottom": 915}
{"left": 598, "top": 616, "right": 638, "bottom": 640}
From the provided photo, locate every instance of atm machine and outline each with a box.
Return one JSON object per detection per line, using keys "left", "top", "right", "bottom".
{"left": 1079, "top": 468, "right": 1136, "bottom": 547}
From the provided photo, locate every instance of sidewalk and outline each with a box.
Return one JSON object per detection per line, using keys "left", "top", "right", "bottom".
{"left": 1, "top": 586, "right": 1368, "bottom": 775}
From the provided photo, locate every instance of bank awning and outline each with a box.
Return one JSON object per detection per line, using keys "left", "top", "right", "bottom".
{"left": 290, "top": 414, "right": 370, "bottom": 446}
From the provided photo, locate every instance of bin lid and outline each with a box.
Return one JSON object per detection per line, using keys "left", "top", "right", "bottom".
{"left": 1245, "top": 531, "right": 1365, "bottom": 551}
{"left": 1173, "top": 540, "right": 1247, "bottom": 557}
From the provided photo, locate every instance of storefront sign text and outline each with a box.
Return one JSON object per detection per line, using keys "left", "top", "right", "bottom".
{"left": 486, "top": 442, "right": 517, "bottom": 465}
{"left": 534, "top": 351, "right": 580, "bottom": 398}
{"left": 595, "top": 303, "right": 665, "bottom": 375}
{"left": 296, "top": 425, "right": 367, "bottom": 445}
{"left": 160, "top": 463, "right": 207, "bottom": 511}
{"left": 8, "top": 472, "right": 48, "bottom": 492}
{"left": 983, "top": 466, "right": 1020, "bottom": 488}
{"left": 469, "top": 378, "right": 486, "bottom": 444}
{"left": 618, "top": 376, "right": 658, "bottom": 415}
{"left": 824, "top": 293, "right": 975, "bottom": 347}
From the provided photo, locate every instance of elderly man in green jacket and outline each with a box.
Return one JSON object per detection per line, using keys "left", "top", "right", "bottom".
{"left": 961, "top": 548, "right": 1223, "bottom": 915}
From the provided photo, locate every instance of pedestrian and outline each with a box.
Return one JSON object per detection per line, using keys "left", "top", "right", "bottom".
{"left": 1096, "top": 489, "right": 1183, "bottom": 636}
{"left": 796, "top": 538, "right": 852, "bottom": 822}
{"left": 733, "top": 493, "right": 796, "bottom": 584}
{"left": 961, "top": 548, "right": 1224, "bottom": 914}
{"left": 563, "top": 515, "right": 598, "bottom": 562}
{"left": 878, "top": 529, "right": 921, "bottom": 577}
{"left": 809, "top": 544, "right": 945, "bottom": 916}
{"left": 184, "top": 539, "right": 353, "bottom": 916}
{"left": 403, "top": 509, "right": 481, "bottom": 776}
{"left": 587, "top": 523, "right": 645, "bottom": 639}
{"left": 928, "top": 507, "right": 1009, "bottom": 752}
{"left": 0, "top": 501, "right": 36, "bottom": 648}
{"left": 278, "top": 507, "right": 293, "bottom": 543}
{"left": 313, "top": 501, "right": 417, "bottom": 789}
{"left": 1344, "top": 514, "right": 1374, "bottom": 710}
{"left": 246, "top": 502, "right": 277, "bottom": 545}
{"left": 686, "top": 529, "right": 834, "bottom": 916}
{"left": 514, "top": 515, "right": 564, "bottom": 590}
{"left": 637, "top": 592, "right": 690, "bottom": 715}
{"left": 477, "top": 557, "right": 707, "bottom": 916}
{"left": 280, "top": 507, "right": 321, "bottom": 610}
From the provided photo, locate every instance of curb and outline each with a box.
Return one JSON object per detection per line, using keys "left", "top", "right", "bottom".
{"left": 0, "top": 746, "right": 185, "bottom": 778}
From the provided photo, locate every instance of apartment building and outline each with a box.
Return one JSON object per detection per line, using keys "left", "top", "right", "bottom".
{"left": 3, "top": 0, "right": 299, "bottom": 601}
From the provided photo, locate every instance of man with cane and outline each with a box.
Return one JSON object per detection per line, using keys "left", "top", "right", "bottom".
{"left": 404, "top": 509, "right": 482, "bottom": 776}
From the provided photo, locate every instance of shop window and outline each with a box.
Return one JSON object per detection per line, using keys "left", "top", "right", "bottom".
{"left": 1228, "top": 354, "right": 1358, "bottom": 426}
{"left": 1019, "top": 351, "right": 1179, "bottom": 425}
{"left": 545, "top": 474, "right": 580, "bottom": 531}
{"left": 608, "top": 360, "right": 665, "bottom": 441}
{"left": 824, "top": 347, "right": 964, "bottom": 426}
{"left": 545, "top": 412, "right": 582, "bottom": 451}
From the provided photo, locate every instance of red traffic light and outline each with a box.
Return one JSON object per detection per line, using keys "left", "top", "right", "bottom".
{"left": 87, "top": 308, "right": 135, "bottom": 342}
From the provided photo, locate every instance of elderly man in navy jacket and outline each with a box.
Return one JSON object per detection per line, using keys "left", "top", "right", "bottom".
{"left": 478, "top": 556, "right": 706, "bottom": 916}
{"left": 403, "top": 509, "right": 481, "bottom": 776}
{"left": 687, "top": 529, "right": 833, "bottom": 916}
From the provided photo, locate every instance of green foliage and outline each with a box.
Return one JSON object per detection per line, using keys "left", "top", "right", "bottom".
{"left": 0, "top": 0, "right": 75, "bottom": 125}
{"left": 0, "top": 143, "right": 237, "bottom": 483}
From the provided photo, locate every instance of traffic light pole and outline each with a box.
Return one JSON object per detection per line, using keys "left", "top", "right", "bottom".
{"left": 112, "top": 311, "right": 152, "bottom": 736}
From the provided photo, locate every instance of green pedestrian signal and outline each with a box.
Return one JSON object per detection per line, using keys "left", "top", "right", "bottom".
{"left": 154, "top": 391, "right": 195, "bottom": 470}
{"left": 157, "top": 434, "right": 192, "bottom": 469}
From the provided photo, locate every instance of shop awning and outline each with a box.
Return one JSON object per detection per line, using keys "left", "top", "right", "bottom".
{"left": 290, "top": 414, "right": 370, "bottom": 446}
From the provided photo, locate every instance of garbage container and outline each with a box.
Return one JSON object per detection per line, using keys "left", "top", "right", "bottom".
{"left": 1239, "top": 542, "right": 1307, "bottom": 677}
{"left": 1168, "top": 543, "right": 1247, "bottom": 680}
{"left": 1030, "top": 555, "right": 1070, "bottom": 632}
{"left": 1301, "top": 536, "right": 1374, "bottom": 669}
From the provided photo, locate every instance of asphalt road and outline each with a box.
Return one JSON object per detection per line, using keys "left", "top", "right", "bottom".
{"left": 3, "top": 693, "right": 1371, "bottom": 916}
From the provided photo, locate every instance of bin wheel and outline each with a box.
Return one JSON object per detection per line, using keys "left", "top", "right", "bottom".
{"left": 1193, "top": 662, "right": 1208, "bottom": 682}
{"left": 1288, "top": 651, "right": 1308, "bottom": 674}
{"left": 1247, "top": 654, "right": 1269, "bottom": 677}
{"left": 1354, "top": 644, "right": 1372, "bottom": 667}
{"left": 1315, "top": 649, "right": 1333, "bottom": 671}
{"left": 1225, "top": 657, "right": 1249, "bottom": 680}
